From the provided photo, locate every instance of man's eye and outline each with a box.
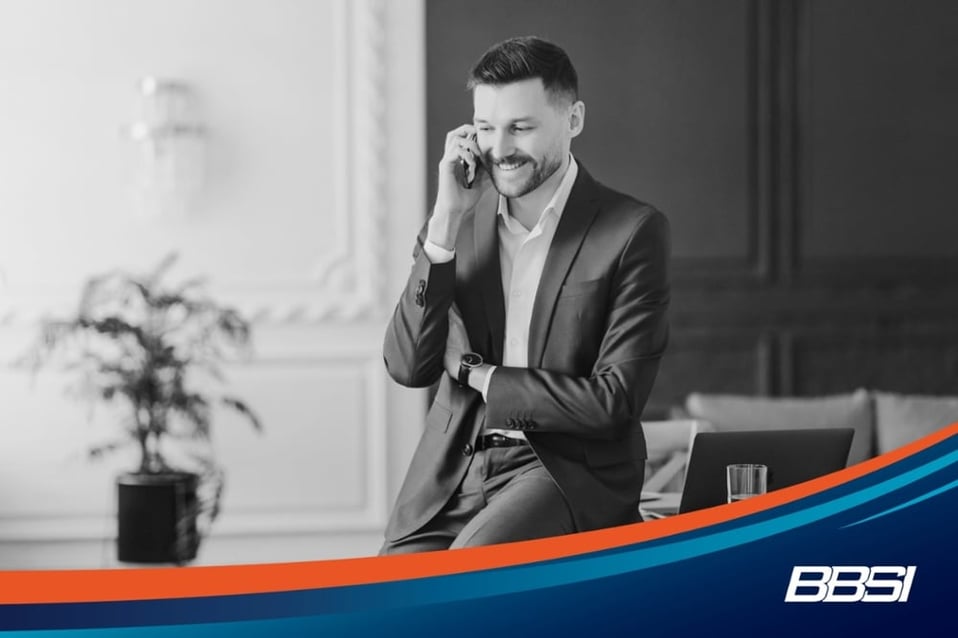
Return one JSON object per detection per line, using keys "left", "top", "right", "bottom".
{"left": 512, "top": 126, "right": 531, "bottom": 133}
{"left": 477, "top": 126, "right": 492, "bottom": 133}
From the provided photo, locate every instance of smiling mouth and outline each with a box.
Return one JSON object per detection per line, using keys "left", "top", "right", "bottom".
{"left": 495, "top": 160, "right": 527, "bottom": 172}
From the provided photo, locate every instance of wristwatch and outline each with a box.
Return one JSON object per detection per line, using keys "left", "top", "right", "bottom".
{"left": 457, "top": 353, "right": 484, "bottom": 388}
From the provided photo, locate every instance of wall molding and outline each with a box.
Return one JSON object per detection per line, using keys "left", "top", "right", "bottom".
{"left": 0, "top": 0, "right": 390, "bottom": 327}
{"left": 786, "top": 0, "right": 958, "bottom": 286}
{"left": 307, "top": 0, "right": 389, "bottom": 319}
{"left": 672, "top": 0, "right": 774, "bottom": 286}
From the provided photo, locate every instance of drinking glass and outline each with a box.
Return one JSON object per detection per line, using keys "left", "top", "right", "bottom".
{"left": 726, "top": 463, "right": 767, "bottom": 503}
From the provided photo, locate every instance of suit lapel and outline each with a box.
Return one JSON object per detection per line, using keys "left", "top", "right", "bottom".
{"left": 528, "top": 165, "right": 600, "bottom": 368}
{"left": 473, "top": 189, "right": 506, "bottom": 364}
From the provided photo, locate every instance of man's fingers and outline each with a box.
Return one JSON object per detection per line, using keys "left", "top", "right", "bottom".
{"left": 441, "top": 141, "right": 475, "bottom": 168}
{"left": 444, "top": 126, "right": 477, "bottom": 156}
{"left": 440, "top": 126, "right": 483, "bottom": 192}
{"left": 461, "top": 135, "right": 481, "bottom": 159}
{"left": 456, "top": 148, "right": 476, "bottom": 183}
{"left": 445, "top": 124, "right": 476, "bottom": 140}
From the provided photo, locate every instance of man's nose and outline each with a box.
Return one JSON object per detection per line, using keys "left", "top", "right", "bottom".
{"left": 489, "top": 131, "right": 513, "bottom": 161}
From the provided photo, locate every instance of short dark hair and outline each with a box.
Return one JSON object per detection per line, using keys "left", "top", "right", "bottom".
{"left": 467, "top": 36, "right": 578, "bottom": 104}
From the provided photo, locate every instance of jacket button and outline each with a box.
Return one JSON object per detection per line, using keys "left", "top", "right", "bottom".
{"left": 415, "top": 280, "right": 426, "bottom": 306}
{"left": 462, "top": 443, "right": 473, "bottom": 456}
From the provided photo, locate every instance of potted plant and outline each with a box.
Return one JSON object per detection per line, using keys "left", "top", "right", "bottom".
{"left": 22, "top": 253, "right": 261, "bottom": 564}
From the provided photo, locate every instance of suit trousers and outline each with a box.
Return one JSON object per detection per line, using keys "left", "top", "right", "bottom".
{"left": 379, "top": 444, "right": 575, "bottom": 554}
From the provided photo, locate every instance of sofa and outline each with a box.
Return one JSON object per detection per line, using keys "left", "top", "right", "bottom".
{"left": 642, "top": 389, "right": 958, "bottom": 494}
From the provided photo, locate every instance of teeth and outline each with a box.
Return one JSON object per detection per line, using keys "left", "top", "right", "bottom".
{"left": 498, "top": 162, "right": 523, "bottom": 171}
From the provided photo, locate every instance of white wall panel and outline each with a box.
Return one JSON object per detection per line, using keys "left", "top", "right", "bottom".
{"left": 0, "top": 0, "right": 426, "bottom": 568}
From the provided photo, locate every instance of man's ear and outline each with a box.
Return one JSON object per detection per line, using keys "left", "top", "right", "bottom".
{"left": 569, "top": 101, "right": 585, "bottom": 138}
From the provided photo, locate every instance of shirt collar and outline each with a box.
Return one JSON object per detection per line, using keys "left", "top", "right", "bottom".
{"left": 497, "top": 155, "right": 579, "bottom": 233}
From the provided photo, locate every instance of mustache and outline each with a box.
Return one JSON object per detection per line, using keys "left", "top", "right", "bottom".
{"left": 483, "top": 152, "right": 534, "bottom": 167}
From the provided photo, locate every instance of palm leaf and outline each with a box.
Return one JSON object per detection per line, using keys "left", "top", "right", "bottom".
{"left": 172, "top": 393, "right": 212, "bottom": 439}
{"left": 88, "top": 438, "right": 132, "bottom": 460}
{"left": 144, "top": 252, "right": 179, "bottom": 289}
{"left": 221, "top": 396, "right": 263, "bottom": 432}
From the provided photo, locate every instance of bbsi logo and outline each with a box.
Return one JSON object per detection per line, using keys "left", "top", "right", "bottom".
{"left": 784, "top": 566, "right": 916, "bottom": 603}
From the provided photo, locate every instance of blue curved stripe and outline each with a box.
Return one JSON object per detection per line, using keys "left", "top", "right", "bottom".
{"left": 467, "top": 448, "right": 958, "bottom": 593}
{"left": 1, "top": 435, "right": 956, "bottom": 635}
{"left": 841, "top": 476, "right": 958, "bottom": 528}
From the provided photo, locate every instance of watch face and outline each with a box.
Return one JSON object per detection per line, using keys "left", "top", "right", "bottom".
{"left": 462, "top": 353, "right": 483, "bottom": 368}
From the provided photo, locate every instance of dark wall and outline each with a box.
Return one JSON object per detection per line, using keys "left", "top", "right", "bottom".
{"left": 426, "top": 0, "right": 958, "bottom": 416}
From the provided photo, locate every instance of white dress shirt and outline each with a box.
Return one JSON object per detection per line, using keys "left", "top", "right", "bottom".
{"left": 424, "top": 156, "right": 579, "bottom": 437}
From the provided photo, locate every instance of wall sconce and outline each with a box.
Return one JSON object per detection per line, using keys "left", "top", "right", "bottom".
{"left": 124, "top": 77, "right": 206, "bottom": 219}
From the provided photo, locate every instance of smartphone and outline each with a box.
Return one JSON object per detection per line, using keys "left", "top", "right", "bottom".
{"left": 460, "top": 157, "right": 475, "bottom": 189}
{"left": 460, "top": 133, "right": 478, "bottom": 189}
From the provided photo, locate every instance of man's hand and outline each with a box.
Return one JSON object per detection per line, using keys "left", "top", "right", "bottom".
{"left": 444, "top": 304, "right": 471, "bottom": 380}
{"left": 429, "top": 125, "right": 491, "bottom": 251}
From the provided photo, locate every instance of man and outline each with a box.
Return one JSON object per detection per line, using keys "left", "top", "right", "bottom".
{"left": 381, "top": 36, "right": 669, "bottom": 554}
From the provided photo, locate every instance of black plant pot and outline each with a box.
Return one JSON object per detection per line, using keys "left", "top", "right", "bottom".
{"left": 116, "top": 471, "right": 200, "bottom": 564}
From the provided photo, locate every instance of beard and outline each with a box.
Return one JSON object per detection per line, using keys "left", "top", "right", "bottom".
{"left": 484, "top": 150, "right": 564, "bottom": 199}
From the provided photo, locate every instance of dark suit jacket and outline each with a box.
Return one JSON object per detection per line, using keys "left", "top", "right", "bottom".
{"left": 383, "top": 164, "right": 670, "bottom": 542}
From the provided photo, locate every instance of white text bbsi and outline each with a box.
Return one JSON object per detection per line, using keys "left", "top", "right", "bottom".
{"left": 784, "top": 566, "right": 916, "bottom": 603}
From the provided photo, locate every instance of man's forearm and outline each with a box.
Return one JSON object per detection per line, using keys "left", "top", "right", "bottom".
{"left": 426, "top": 206, "right": 464, "bottom": 252}
{"left": 382, "top": 245, "right": 457, "bottom": 388}
{"left": 483, "top": 357, "right": 663, "bottom": 439}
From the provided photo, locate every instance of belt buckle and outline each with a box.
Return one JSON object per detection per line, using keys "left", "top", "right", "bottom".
{"left": 477, "top": 433, "right": 501, "bottom": 451}
{"left": 477, "top": 432, "right": 525, "bottom": 451}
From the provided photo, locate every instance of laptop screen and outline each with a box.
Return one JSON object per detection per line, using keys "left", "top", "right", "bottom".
{"left": 678, "top": 428, "right": 854, "bottom": 514}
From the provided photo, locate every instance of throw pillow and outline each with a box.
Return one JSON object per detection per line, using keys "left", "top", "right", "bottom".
{"left": 874, "top": 392, "right": 958, "bottom": 455}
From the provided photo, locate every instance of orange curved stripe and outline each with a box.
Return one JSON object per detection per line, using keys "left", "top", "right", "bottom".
{"left": 2, "top": 422, "right": 955, "bottom": 605}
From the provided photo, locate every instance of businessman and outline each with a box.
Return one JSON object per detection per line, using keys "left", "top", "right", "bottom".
{"left": 381, "top": 36, "right": 670, "bottom": 553}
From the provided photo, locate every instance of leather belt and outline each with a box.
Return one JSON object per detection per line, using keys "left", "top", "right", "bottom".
{"left": 475, "top": 433, "right": 529, "bottom": 451}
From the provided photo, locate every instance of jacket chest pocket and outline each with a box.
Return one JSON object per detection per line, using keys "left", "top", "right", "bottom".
{"left": 558, "top": 278, "right": 605, "bottom": 300}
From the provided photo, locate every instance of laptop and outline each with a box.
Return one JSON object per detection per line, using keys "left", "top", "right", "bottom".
{"left": 678, "top": 428, "right": 854, "bottom": 514}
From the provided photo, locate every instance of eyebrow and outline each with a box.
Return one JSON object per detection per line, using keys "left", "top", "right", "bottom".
{"left": 473, "top": 117, "right": 538, "bottom": 124}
